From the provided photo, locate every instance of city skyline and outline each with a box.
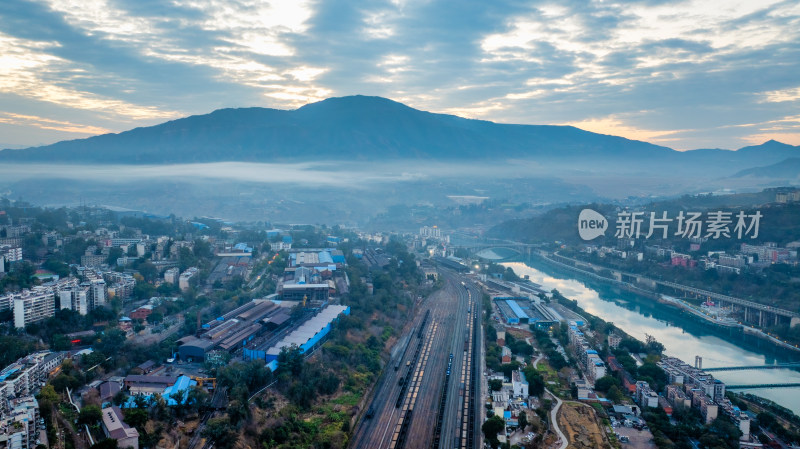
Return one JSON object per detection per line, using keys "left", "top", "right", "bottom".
{"left": 1, "top": 0, "right": 799, "bottom": 151}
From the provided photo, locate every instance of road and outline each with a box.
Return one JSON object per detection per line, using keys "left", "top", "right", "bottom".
{"left": 350, "top": 271, "right": 482, "bottom": 449}
{"left": 533, "top": 355, "right": 567, "bottom": 449}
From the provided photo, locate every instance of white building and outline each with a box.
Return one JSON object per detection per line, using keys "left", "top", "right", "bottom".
{"left": 270, "top": 241, "right": 292, "bottom": 251}
{"left": 163, "top": 267, "right": 180, "bottom": 284}
{"left": 59, "top": 286, "right": 89, "bottom": 315}
{"left": 635, "top": 381, "right": 659, "bottom": 408}
{"left": 0, "top": 246, "right": 22, "bottom": 262}
{"left": 87, "top": 279, "right": 108, "bottom": 308}
{"left": 179, "top": 267, "right": 198, "bottom": 292}
{"left": 511, "top": 370, "right": 529, "bottom": 398}
{"left": 13, "top": 288, "right": 55, "bottom": 328}
{"left": 419, "top": 226, "right": 442, "bottom": 239}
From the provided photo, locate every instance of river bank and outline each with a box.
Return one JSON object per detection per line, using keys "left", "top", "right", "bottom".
{"left": 502, "top": 259, "right": 800, "bottom": 415}
{"left": 533, "top": 251, "right": 800, "bottom": 353}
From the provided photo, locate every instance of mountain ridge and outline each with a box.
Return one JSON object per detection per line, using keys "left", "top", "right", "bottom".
{"left": 0, "top": 95, "right": 797, "bottom": 169}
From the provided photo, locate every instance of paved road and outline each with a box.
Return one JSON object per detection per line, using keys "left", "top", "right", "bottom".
{"left": 533, "top": 355, "right": 567, "bottom": 449}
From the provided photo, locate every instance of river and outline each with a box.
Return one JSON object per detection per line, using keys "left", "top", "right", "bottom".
{"left": 502, "top": 259, "right": 800, "bottom": 415}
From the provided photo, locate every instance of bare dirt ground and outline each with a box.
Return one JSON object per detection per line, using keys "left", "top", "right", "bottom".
{"left": 557, "top": 402, "right": 612, "bottom": 449}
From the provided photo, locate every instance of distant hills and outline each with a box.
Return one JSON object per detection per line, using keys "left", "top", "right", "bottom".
{"left": 1, "top": 95, "right": 797, "bottom": 172}
{"left": 733, "top": 157, "right": 800, "bottom": 180}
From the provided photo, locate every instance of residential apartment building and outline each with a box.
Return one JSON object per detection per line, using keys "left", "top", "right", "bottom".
{"left": 13, "top": 288, "right": 55, "bottom": 328}
{"left": 0, "top": 351, "right": 63, "bottom": 416}
{"left": 0, "top": 245, "right": 22, "bottom": 263}
{"left": 0, "top": 396, "right": 39, "bottom": 449}
{"left": 59, "top": 285, "right": 89, "bottom": 315}
{"left": 163, "top": 267, "right": 180, "bottom": 284}
{"left": 179, "top": 267, "right": 198, "bottom": 292}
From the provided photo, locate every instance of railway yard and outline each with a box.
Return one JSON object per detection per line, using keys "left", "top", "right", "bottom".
{"left": 350, "top": 271, "right": 483, "bottom": 449}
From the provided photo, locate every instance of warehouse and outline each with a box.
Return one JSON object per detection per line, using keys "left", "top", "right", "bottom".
{"left": 177, "top": 299, "right": 291, "bottom": 361}
{"left": 243, "top": 304, "right": 350, "bottom": 364}
{"left": 494, "top": 297, "right": 530, "bottom": 324}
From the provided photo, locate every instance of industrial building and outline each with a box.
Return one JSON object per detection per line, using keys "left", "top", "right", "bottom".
{"left": 288, "top": 249, "right": 344, "bottom": 270}
{"left": 493, "top": 296, "right": 530, "bottom": 324}
{"left": 177, "top": 299, "right": 291, "bottom": 361}
{"left": 243, "top": 304, "right": 350, "bottom": 370}
{"left": 492, "top": 296, "right": 558, "bottom": 329}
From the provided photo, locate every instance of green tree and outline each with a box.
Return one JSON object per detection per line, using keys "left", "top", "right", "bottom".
{"left": 607, "top": 385, "right": 625, "bottom": 403}
{"left": 482, "top": 415, "right": 506, "bottom": 448}
{"left": 122, "top": 408, "right": 148, "bottom": 430}
{"left": 106, "top": 247, "right": 123, "bottom": 266}
{"left": 96, "top": 329, "right": 126, "bottom": 355}
{"left": 518, "top": 410, "right": 528, "bottom": 430}
{"left": 203, "top": 417, "right": 237, "bottom": 449}
{"left": 137, "top": 261, "right": 158, "bottom": 283}
{"left": 489, "top": 379, "right": 503, "bottom": 391}
{"left": 594, "top": 376, "right": 620, "bottom": 393}
{"left": 79, "top": 405, "right": 102, "bottom": 425}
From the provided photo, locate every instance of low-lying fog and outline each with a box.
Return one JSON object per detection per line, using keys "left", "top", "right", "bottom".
{"left": 0, "top": 161, "right": 788, "bottom": 226}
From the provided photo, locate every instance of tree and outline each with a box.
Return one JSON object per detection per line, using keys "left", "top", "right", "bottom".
{"left": 489, "top": 379, "right": 503, "bottom": 391}
{"left": 482, "top": 415, "right": 506, "bottom": 448}
{"left": 277, "top": 345, "right": 304, "bottom": 376}
{"left": 148, "top": 311, "right": 164, "bottom": 324}
{"left": 96, "top": 329, "right": 126, "bottom": 355}
{"left": 594, "top": 376, "right": 620, "bottom": 394}
{"left": 203, "top": 417, "right": 237, "bottom": 449}
{"left": 39, "top": 385, "right": 60, "bottom": 404}
{"left": 137, "top": 262, "right": 158, "bottom": 283}
{"left": 607, "top": 385, "right": 625, "bottom": 403}
{"left": 518, "top": 410, "right": 528, "bottom": 431}
{"left": 106, "top": 247, "right": 123, "bottom": 266}
{"left": 122, "top": 408, "right": 148, "bottom": 430}
{"left": 79, "top": 405, "right": 103, "bottom": 425}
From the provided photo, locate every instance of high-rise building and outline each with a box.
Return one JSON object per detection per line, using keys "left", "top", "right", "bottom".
{"left": 59, "top": 286, "right": 89, "bottom": 315}
{"left": 13, "top": 288, "right": 55, "bottom": 329}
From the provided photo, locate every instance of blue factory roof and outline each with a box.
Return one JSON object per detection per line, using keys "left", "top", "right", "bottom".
{"left": 506, "top": 300, "right": 529, "bottom": 320}
{"left": 123, "top": 375, "right": 197, "bottom": 407}
{"left": 318, "top": 251, "right": 334, "bottom": 264}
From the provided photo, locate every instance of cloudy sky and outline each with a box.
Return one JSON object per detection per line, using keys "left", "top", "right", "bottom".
{"left": 1, "top": 0, "right": 799, "bottom": 151}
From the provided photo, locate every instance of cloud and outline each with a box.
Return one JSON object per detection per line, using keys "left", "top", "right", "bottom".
{"left": 0, "top": 112, "right": 111, "bottom": 135}
{"left": 761, "top": 86, "right": 800, "bottom": 103}
{"left": 563, "top": 115, "right": 691, "bottom": 145}
{"left": 0, "top": 0, "right": 798, "bottom": 150}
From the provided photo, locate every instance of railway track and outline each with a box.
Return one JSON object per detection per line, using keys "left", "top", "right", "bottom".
{"left": 350, "top": 273, "right": 482, "bottom": 449}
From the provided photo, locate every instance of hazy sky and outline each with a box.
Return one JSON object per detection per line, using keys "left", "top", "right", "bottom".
{"left": 1, "top": 0, "right": 799, "bottom": 151}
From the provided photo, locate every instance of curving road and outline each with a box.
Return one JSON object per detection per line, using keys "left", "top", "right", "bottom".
{"left": 532, "top": 355, "right": 567, "bottom": 449}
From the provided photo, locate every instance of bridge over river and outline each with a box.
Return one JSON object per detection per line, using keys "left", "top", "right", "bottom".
{"left": 705, "top": 363, "right": 800, "bottom": 372}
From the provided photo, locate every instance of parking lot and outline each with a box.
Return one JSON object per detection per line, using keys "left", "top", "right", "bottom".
{"left": 615, "top": 425, "right": 657, "bottom": 449}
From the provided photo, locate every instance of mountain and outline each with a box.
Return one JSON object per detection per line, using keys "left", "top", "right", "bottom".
{"left": 0, "top": 96, "right": 797, "bottom": 172}
{"left": 733, "top": 157, "right": 800, "bottom": 179}
{"left": 0, "top": 95, "right": 676, "bottom": 164}
{"left": 679, "top": 140, "right": 800, "bottom": 172}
